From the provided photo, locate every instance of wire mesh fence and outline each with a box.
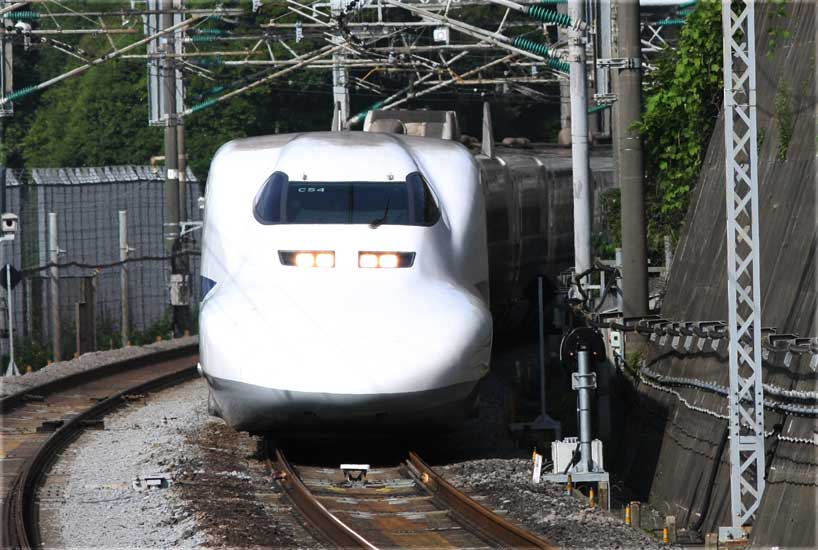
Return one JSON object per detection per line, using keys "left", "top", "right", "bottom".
{"left": 1, "top": 166, "right": 202, "bottom": 366}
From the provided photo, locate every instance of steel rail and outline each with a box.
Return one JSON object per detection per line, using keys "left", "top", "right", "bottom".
{"left": 0, "top": 344, "right": 197, "bottom": 413}
{"left": 407, "top": 451, "right": 555, "bottom": 549}
{"left": 1, "top": 346, "right": 198, "bottom": 549}
{"left": 270, "top": 444, "right": 379, "bottom": 549}
{"left": 271, "top": 446, "right": 555, "bottom": 549}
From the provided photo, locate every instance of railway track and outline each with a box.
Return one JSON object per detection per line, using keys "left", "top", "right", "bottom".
{"left": 0, "top": 344, "right": 199, "bottom": 549}
{"left": 2, "top": 344, "right": 554, "bottom": 549}
{"left": 270, "top": 444, "right": 554, "bottom": 549}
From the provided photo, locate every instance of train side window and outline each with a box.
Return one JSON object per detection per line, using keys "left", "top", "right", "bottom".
{"left": 406, "top": 172, "right": 441, "bottom": 226}
{"left": 254, "top": 171, "right": 288, "bottom": 224}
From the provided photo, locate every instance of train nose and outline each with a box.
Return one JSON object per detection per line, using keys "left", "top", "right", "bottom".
{"left": 200, "top": 277, "right": 491, "bottom": 396}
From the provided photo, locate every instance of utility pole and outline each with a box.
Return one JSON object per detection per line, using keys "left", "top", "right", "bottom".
{"left": 331, "top": 42, "right": 349, "bottom": 129}
{"left": 119, "top": 210, "right": 130, "bottom": 346}
{"left": 557, "top": 1, "right": 571, "bottom": 145}
{"left": 161, "top": 0, "right": 182, "bottom": 336}
{"left": 614, "top": 0, "right": 648, "bottom": 316}
{"left": 48, "top": 212, "right": 60, "bottom": 361}
{"left": 568, "top": 0, "right": 591, "bottom": 278}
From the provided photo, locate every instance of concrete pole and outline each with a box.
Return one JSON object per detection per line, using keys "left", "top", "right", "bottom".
{"left": 119, "top": 210, "right": 129, "bottom": 346}
{"left": 568, "top": 0, "right": 592, "bottom": 277}
{"left": 161, "top": 0, "right": 182, "bottom": 335}
{"left": 177, "top": 124, "right": 187, "bottom": 225}
{"left": 597, "top": 0, "right": 613, "bottom": 136}
{"left": 48, "top": 212, "right": 60, "bottom": 361}
{"left": 332, "top": 46, "right": 349, "bottom": 129}
{"left": 481, "top": 101, "right": 494, "bottom": 158}
{"left": 5, "top": 262, "right": 18, "bottom": 376}
{"left": 0, "top": 120, "right": 5, "bottom": 215}
{"left": 615, "top": 0, "right": 648, "bottom": 316}
{"left": 557, "top": 2, "right": 571, "bottom": 144}
{"left": 162, "top": 0, "right": 179, "bottom": 258}
{"left": 663, "top": 234, "right": 673, "bottom": 272}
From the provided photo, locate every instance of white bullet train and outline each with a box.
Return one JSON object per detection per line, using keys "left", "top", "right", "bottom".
{"left": 199, "top": 131, "right": 493, "bottom": 433}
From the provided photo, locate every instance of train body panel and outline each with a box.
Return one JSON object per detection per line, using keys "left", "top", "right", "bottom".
{"left": 199, "top": 131, "right": 491, "bottom": 433}
{"left": 477, "top": 149, "right": 614, "bottom": 329}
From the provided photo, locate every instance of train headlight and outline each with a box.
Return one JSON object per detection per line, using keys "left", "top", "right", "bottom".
{"left": 358, "top": 252, "right": 415, "bottom": 268}
{"left": 359, "top": 253, "right": 378, "bottom": 268}
{"left": 378, "top": 254, "right": 399, "bottom": 268}
{"left": 295, "top": 252, "right": 316, "bottom": 268}
{"left": 279, "top": 251, "right": 335, "bottom": 268}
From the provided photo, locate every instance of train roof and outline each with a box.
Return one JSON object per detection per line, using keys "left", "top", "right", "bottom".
{"left": 216, "top": 131, "right": 471, "bottom": 183}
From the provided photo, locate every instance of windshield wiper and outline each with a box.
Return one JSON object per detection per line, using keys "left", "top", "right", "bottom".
{"left": 369, "top": 190, "right": 393, "bottom": 229}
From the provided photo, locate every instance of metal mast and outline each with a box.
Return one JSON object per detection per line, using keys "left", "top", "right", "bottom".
{"left": 720, "top": 0, "right": 765, "bottom": 539}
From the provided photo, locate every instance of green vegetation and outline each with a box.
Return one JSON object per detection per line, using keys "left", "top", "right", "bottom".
{"left": 774, "top": 81, "right": 794, "bottom": 161}
{"left": 635, "top": 0, "right": 723, "bottom": 257}
{"left": 765, "top": 0, "right": 790, "bottom": 57}
{"left": 624, "top": 350, "right": 645, "bottom": 378}
{"left": 4, "top": 310, "right": 181, "bottom": 371}
{"left": 594, "top": 188, "right": 621, "bottom": 259}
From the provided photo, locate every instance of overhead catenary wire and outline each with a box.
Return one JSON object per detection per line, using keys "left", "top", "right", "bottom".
{"left": 1, "top": 14, "right": 206, "bottom": 105}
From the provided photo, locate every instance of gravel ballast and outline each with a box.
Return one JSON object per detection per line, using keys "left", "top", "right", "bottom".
{"left": 40, "top": 379, "right": 209, "bottom": 548}
{"left": 0, "top": 335, "right": 197, "bottom": 397}
{"left": 439, "top": 458, "right": 664, "bottom": 549}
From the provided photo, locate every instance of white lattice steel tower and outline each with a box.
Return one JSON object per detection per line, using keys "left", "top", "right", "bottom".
{"left": 721, "top": 0, "right": 765, "bottom": 537}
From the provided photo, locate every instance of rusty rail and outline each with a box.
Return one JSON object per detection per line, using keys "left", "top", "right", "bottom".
{"left": 1, "top": 347, "right": 198, "bottom": 549}
{"left": 270, "top": 446, "right": 555, "bottom": 549}
{"left": 408, "top": 451, "right": 555, "bottom": 549}
{"left": 269, "top": 444, "right": 378, "bottom": 549}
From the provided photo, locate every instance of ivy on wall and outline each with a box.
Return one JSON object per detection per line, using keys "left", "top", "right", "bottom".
{"left": 635, "top": 0, "right": 724, "bottom": 256}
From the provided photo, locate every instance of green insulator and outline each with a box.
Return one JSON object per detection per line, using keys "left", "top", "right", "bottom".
{"left": 526, "top": 6, "right": 572, "bottom": 28}
{"left": 11, "top": 11, "right": 40, "bottom": 20}
{"left": 678, "top": 7, "right": 695, "bottom": 17}
{"left": 587, "top": 104, "right": 609, "bottom": 114}
{"left": 195, "top": 28, "right": 228, "bottom": 35}
{"left": 190, "top": 98, "right": 217, "bottom": 113}
{"left": 191, "top": 35, "right": 218, "bottom": 43}
{"left": 678, "top": 0, "right": 698, "bottom": 9}
{"left": 537, "top": 0, "right": 567, "bottom": 4}
{"left": 546, "top": 57, "right": 570, "bottom": 73}
{"left": 208, "top": 85, "right": 225, "bottom": 95}
{"left": 656, "top": 18, "right": 686, "bottom": 26}
{"left": 512, "top": 36, "right": 553, "bottom": 58}
{"left": 512, "top": 37, "right": 569, "bottom": 71}
{"left": 6, "top": 86, "right": 37, "bottom": 101}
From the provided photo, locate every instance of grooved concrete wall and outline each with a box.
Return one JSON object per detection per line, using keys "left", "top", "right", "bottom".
{"left": 618, "top": 3, "right": 816, "bottom": 546}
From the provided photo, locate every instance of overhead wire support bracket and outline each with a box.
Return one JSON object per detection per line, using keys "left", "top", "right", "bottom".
{"left": 596, "top": 57, "right": 640, "bottom": 70}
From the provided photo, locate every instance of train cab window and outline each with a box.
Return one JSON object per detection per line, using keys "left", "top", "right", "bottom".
{"left": 254, "top": 171, "right": 440, "bottom": 226}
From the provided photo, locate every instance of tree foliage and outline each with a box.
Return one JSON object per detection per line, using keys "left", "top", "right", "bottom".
{"left": 635, "top": 0, "right": 724, "bottom": 253}
{"left": 23, "top": 60, "right": 162, "bottom": 167}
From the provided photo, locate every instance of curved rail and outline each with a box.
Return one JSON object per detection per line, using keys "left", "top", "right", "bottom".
{"left": 270, "top": 445, "right": 555, "bottom": 549}
{"left": 408, "top": 451, "right": 554, "bottom": 549}
{"left": 269, "top": 444, "right": 378, "bottom": 549}
{"left": 1, "top": 345, "right": 198, "bottom": 549}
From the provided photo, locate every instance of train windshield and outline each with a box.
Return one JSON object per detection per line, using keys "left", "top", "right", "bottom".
{"left": 254, "top": 171, "right": 440, "bottom": 226}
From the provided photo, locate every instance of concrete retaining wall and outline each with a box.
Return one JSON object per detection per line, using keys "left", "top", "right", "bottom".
{"left": 618, "top": 3, "right": 816, "bottom": 546}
